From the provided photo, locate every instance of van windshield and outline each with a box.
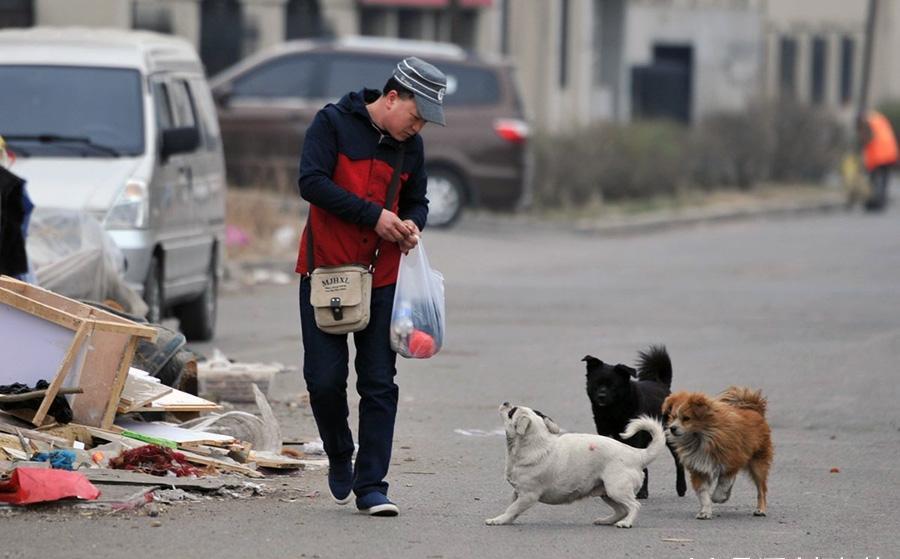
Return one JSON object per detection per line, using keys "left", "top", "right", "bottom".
{"left": 0, "top": 65, "right": 144, "bottom": 157}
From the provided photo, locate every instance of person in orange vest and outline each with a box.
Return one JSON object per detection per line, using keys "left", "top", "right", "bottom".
{"left": 857, "top": 110, "right": 898, "bottom": 211}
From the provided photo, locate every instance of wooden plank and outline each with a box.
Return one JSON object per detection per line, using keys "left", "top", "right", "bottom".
{"left": 91, "top": 320, "right": 156, "bottom": 339}
{"left": 0, "top": 277, "right": 155, "bottom": 338}
{"left": 100, "top": 336, "right": 139, "bottom": 429}
{"left": 131, "top": 388, "right": 222, "bottom": 412}
{"left": 0, "top": 286, "right": 83, "bottom": 332}
{"left": 118, "top": 371, "right": 173, "bottom": 413}
{"left": 31, "top": 322, "right": 91, "bottom": 426}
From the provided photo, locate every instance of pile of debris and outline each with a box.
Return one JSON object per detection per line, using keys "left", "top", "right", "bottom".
{"left": 0, "top": 275, "right": 315, "bottom": 513}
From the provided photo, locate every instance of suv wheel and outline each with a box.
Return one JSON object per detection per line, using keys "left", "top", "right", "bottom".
{"left": 144, "top": 255, "right": 164, "bottom": 324}
{"left": 426, "top": 167, "right": 465, "bottom": 227}
{"left": 175, "top": 253, "right": 218, "bottom": 341}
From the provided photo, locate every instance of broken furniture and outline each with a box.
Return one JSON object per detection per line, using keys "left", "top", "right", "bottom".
{"left": 0, "top": 276, "right": 156, "bottom": 428}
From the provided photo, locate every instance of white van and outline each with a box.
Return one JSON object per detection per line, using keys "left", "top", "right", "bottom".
{"left": 0, "top": 27, "right": 225, "bottom": 340}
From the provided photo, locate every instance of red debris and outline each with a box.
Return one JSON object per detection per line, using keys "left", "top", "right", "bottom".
{"left": 109, "top": 444, "right": 202, "bottom": 477}
{"left": 0, "top": 468, "right": 100, "bottom": 505}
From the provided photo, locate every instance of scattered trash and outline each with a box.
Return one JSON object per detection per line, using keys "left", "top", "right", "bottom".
{"left": 153, "top": 488, "right": 202, "bottom": 504}
{"left": 109, "top": 445, "right": 202, "bottom": 477}
{"left": 830, "top": 467, "right": 841, "bottom": 473}
{"left": 32, "top": 450, "right": 76, "bottom": 470}
{"left": 225, "top": 224, "right": 251, "bottom": 248}
{"left": 0, "top": 468, "right": 100, "bottom": 505}
{"left": 197, "top": 348, "right": 282, "bottom": 403}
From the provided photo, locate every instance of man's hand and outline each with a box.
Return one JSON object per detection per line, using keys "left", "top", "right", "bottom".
{"left": 398, "top": 220, "right": 420, "bottom": 254}
{"left": 375, "top": 209, "right": 415, "bottom": 243}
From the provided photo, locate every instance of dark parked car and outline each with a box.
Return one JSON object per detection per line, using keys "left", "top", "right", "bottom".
{"left": 209, "top": 36, "right": 530, "bottom": 226}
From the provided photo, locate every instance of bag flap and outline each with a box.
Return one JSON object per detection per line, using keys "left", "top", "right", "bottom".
{"left": 310, "top": 266, "right": 368, "bottom": 307}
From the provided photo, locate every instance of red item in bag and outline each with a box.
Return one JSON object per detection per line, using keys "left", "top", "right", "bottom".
{"left": 0, "top": 468, "right": 100, "bottom": 505}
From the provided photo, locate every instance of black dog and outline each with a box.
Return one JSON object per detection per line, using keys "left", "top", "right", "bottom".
{"left": 583, "top": 345, "right": 686, "bottom": 499}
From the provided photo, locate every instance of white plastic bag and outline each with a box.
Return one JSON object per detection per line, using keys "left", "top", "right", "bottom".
{"left": 390, "top": 238, "right": 444, "bottom": 359}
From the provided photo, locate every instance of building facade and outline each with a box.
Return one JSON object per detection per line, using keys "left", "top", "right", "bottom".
{"left": 1, "top": 0, "right": 897, "bottom": 132}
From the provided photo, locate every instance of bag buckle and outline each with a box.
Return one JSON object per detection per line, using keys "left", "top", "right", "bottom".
{"left": 330, "top": 297, "right": 344, "bottom": 321}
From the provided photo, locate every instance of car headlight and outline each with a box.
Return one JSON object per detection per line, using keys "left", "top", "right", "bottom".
{"left": 105, "top": 179, "right": 149, "bottom": 229}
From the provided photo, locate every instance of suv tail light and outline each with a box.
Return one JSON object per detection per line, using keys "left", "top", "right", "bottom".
{"left": 493, "top": 118, "right": 530, "bottom": 144}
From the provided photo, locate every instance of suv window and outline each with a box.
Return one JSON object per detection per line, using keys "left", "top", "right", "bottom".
{"left": 440, "top": 62, "right": 500, "bottom": 106}
{"left": 320, "top": 54, "right": 501, "bottom": 107}
{"left": 232, "top": 55, "right": 317, "bottom": 99}
{"left": 322, "top": 54, "right": 395, "bottom": 99}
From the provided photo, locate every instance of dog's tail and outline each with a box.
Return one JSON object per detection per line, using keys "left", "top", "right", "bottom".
{"left": 636, "top": 345, "right": 672, "bottom": 386}
{"left": 718, "top": 386, "right": 767, "bottom": 416}
{"left": 620, "top": 415, "right": 666, "bottom": 468}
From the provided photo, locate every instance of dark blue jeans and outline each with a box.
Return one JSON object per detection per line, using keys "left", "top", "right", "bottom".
{"left": 299, "top": 277, "right": 398, "bottom": 497}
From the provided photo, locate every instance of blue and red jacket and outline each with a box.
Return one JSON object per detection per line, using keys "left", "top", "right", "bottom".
{"left": 295, "top": 89, "right": 429, "bottom": 287}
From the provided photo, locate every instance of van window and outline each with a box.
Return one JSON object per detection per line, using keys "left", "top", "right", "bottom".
{"left": 168, "top": 80, "right": 197, "bottom": 128}
{"left": 232, "top": 55, "right": 317, "bottom": 99}
{"left": 0, "top": 65, "right": 144, "bottom": 157}
{"left": 152, "top": 81, "right": 175, "bottom": 131}
{"left": 189, "top": 78, "right": 222, "bottom": 151}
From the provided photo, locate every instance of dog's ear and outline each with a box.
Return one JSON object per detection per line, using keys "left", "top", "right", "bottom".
{"left": 687, "top": 394, "right": 711, "bottom": 419}
{"left": 542, "top": 415, "right": 561, "bottom": 434}
{"left": 514, "top": 413, "right": 531, "bottom": 436}
{"left": 614, "top": 364, "right": 637, "bottom": 378}
{"left": 582, "top": 355, "right": 602, "bottom": 372}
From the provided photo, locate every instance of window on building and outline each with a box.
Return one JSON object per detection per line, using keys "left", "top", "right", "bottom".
{"left": 0, "top": 0, "right": 33, "bottom": 29}
{"left": 449, "top": 8, "right": 477, "bottom": 50}
{"left": 398, "top": 9, "right": 425, "bottom": 40}
{"left": 499, "top": 0, "right": 509, "bottom": 55}
{"left": 840, "top": 36, "right": 854, "bottom": 105}
{"left": 559, "top": 0, "right": 569, "bottom": 88}
{"left": 359, "top": 7, "right": 389, "bottom": 37}
{"left": 810, "top": 36, "right": 828, "bottom": 105}
{"left": 779, "top": 37, "right": 797, "bottom": 98}
{"left": 286, "top": 0, "right": 324, "bottom": 40}
{"left": 132, "top": 1, "right": 173, "bottom": 34}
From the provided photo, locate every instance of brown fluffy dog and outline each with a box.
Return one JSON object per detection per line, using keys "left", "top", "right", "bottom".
{"left": 662, "top": 387, "right": 773, "bottom": 519}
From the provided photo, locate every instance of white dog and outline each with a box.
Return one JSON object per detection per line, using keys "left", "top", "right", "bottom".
{"left": 485, "top": 402, "right": 666, "bottom": 528}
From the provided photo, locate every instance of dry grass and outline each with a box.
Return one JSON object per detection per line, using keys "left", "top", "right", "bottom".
{"left": 226, "top": 188, "right": 307, "bottom": 263}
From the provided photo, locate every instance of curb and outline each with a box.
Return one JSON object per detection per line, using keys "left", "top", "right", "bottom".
{"left": 572, "top": 197, "right": 846, "bottom": 237}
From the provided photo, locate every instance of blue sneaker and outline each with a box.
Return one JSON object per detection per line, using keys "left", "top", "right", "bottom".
{"left": 355, "top": 492, "right": 399, "bottom": 517}
{"left": 327, "top": 460, "right": 353, "bottom": 505}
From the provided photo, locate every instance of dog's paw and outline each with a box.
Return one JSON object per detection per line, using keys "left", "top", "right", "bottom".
{"left": 614, "top": 520, "right": 633, "bottom": 529}
{"left": 695, "top": 511, "right": 712, "bottom": 520}
{"left": 753, "top": 509, "right": 767, "bottom": 517}
{"left": 485, "top": 516, "right": 508, "bottom": 526}
{"left": 593, "top": 516, "right": 616, "bottom": 525}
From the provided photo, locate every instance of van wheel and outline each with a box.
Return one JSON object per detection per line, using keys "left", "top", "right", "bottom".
{"left": 176, "top": 256, "right": 217, "bottom": 341}
{"left": 426, "top": 167, "right": 465, "bottom": 227}
{"left": 144, "top": 255, "right": 164, "bottom": 324}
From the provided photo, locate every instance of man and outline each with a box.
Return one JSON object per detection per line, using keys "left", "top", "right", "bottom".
{"left": 858, "top": 110, "right": 898, "bottom": 211}
{"left": 295, "top": 57, "right": 447, "bottom": 516}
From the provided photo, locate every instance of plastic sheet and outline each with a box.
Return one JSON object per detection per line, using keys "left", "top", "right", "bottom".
{"left": 390, "top": 239, "right": 445, "bottom": 359}
{"left": 0, "top": 468, "right": 100, "bottom": 505}
{"left": 26, "top": 209, "right": 148, "bottom": 316}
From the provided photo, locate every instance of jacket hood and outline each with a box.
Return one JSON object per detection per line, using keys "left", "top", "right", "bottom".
{"left": 335, "top": 89, "right": 382, "bottom": 122}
